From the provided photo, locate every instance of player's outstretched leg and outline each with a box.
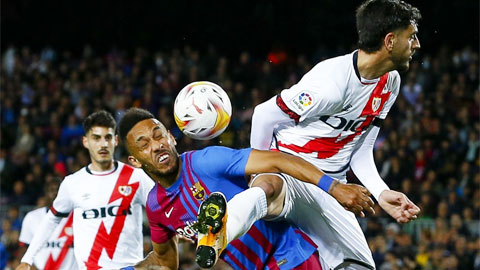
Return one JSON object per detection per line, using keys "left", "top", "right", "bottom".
{"left": 195, "top": 192, "right": 228, "bottom": 268}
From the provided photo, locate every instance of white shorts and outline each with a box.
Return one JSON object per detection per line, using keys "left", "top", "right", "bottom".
{"left": 252, "top": 173, "right": 375, "bottom": 270}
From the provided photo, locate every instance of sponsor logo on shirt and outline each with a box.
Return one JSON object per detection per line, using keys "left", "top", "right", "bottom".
{"left": 176, "top": 220, "right": 197, "bottom": 240}
{"left": 190, "top": 182, "right": 206, "bottom": 201}
{"left": 82, "top": 205, "right": 132, "bottom": 219}
{"left": 45, "top": 241, "right": 64, "bottom": 248}
{"left": 319, "top": 115, "right": 368, "bottom": 132}
{"left": 290, "top": 92, "right": 313, "bottom": 112}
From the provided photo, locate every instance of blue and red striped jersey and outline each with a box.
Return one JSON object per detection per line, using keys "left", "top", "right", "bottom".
{"left": 146, "top": 146, "right": 317, "bottom": 270}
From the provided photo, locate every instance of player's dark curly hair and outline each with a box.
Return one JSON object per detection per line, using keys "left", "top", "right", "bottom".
{"left": 82, "top": 110, "right": 116, "bottom": 134}
{"left": 118, "top": 107, "right": 155, "bottom": 147}
{"left": 356, "top": 0, "right": 421, "bottom": 53}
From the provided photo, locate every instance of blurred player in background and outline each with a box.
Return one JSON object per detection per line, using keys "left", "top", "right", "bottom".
{"left": 115, "top": 108, "right": 373, "bottom": 269}
{"left": 18, "top": 179, "right": 78, "bottom": 270}
{"left": 248, "top": 0, "right": 422, "bottom": 269}
{"left": 16, "top": 111, "right": 154, "bottom": 270}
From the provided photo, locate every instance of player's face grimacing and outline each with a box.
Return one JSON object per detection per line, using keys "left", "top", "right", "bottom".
{"left": 127, "top": 119, "right": 180, "bottom": 178}
{"left": 391, "top": 23, "right": 420, "bottom": 72}
{"left": 82, "top": 126, "right": 117, "bottom": 166}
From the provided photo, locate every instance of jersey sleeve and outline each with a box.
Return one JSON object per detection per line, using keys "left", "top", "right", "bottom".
{"left": 193, "top": 146, "right": 252, "bottom": 178}
{"left": 21, "top": 211, "right": 61, "bottom": 265}
{"left": 51, "top": 178, "right": 74, "bottom": 217}
{"left": 145, "top": 199, "right": 176, "bottom": 244}
{"left": 149, "top": 220, "right": 176, "bottom": 244}
{"left": 278, "top": 72, "right": 344, "bottom": 123}
{"left": 378, "top": 71, "right": 400, "bottom": 119}
{"left": 18, "top": 211, "right": 35, "bottom": 244}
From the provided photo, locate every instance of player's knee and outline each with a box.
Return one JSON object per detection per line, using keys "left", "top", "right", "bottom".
{"left": 251, "top": 174, "right": 283, "bottom": 202}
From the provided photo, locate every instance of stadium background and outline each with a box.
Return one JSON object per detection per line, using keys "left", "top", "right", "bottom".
{"left": 1, "top": 0, "right": 479, "bottom": 269}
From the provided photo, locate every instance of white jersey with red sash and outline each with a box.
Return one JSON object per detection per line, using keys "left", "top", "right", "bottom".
{"left": 19, "top": 209, "right": 77, "bottom": 270}
{"left": 273, "top": 50, "right": 400, "bottom": 178}
{"left": 255, "top": 51, "right": 401, "bottom": 269}
{"left": 50, "top": 161, "right": 154, "bottom": 270}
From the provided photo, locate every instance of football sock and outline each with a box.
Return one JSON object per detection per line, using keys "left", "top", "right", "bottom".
{"left": 226, "top": 187, "right": 268, "bottom": 243}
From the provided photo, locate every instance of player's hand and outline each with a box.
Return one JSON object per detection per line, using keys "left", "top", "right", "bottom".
{"left": 329, "top": 181, "right": 375, "bottom": 218}
{"left": 378, "top": 190, "right": 420, "bottom": 223}
{"left": 15, "top": 263, "right": 31, "bottom": 270}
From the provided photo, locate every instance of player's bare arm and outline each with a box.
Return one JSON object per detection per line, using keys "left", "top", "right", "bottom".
{"left": 16, "top": 258, "right": 40, "bottom": 269}
{"left": 245, "top": 149, "right": 375, "bottom": 217}
{"left": 130, "top": 237, "right": 178, "bottom": 270}
{"left": 15, "top": 245, "right": 30, "bottom": 270}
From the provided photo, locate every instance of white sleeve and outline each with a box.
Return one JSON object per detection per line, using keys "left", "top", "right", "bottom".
{"left": 51, "top": 178, "right": 74, "bottom": 215}
{"left": 21, "top": 211, "right": 61, "bottom": 265}
{"left": 250, "top": 96, "right": 294, "bottom": 150}
{"left": 350, "top": 71, "right": 400, "bottom": 200}
{"left": 278, "top": 79, "right": 344, "bottom": 122}
{"left": 18, "top": 211, "right": 35, "bottom": 244}
{"left": 350, "top": 126, "right": 390, "bottom": 201}
{"left": 250, "top": 76, "right": 344, "bottom": 150}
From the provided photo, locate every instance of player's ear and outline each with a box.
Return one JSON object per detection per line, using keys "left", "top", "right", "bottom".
{"left": 384, "top": 32, "right": 396, "bottom": 52}
{"left": 82, "top": 136, "right": 89, "bottom": 149}
{"left": 114, "top": 135, "right": 119, "bottom": 147}
{"left": 168, "top": 131, "right": 177, "bottom": 146}
{"left": 128, "top": 155, "right": 142, "bottom": 168}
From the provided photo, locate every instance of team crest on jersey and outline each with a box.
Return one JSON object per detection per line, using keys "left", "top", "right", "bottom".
{"left": 291, "top": 91, "right": 313, "bottom": 111}
{"left": 64, "top": 227, "right": 73, "bottom": 236}
{"left": 118, "top": 185, "right": 132, "bottom": 196}
{"left": 190, "top": 182, "right": 205, "bottom": 201}
{"left": 372, "top": 97, "right": 382, "bottom": 112}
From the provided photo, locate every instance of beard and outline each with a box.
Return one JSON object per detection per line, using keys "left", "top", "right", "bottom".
{"left": 142, "top": 156, "right": 179, "bottom": 179}
{"left": 391, "top": 52, "right": 411, "bottom": 72}
{"left": 395, "top": 61, "right": 410, "bottom": 72}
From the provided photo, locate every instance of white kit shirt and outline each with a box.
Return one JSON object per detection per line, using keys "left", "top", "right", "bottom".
{"left": 19, "top": 208, "right": 77, "bottom": 270}
{"left": 273, "top": 51, "right": 400, "bottom": 178}
{"left": 50, "top": 161, "right": 154, "bottom": 270}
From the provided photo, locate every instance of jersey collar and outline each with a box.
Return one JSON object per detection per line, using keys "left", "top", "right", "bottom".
{"left": 163, "top": 155, "right": 184, "bottom": 194}
{"left": 86, "top": 161, "right": 119, "bottom": 176}
{"left": 353, "top": 50, "right": 380, "bottom": 85}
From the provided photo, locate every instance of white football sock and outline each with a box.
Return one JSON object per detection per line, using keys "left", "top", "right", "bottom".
{"left": 226, "top": 187, "right": 267, "bottom": 243}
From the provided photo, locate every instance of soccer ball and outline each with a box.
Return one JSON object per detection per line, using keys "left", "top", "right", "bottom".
{"left": 174, "top": 81, "right": 232, "bottom": 140}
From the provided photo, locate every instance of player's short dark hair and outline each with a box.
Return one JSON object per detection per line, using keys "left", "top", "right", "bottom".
{"left": 118, "top": 107, "right": 155, "bottom": 146}
{"left": 356, "top": 0, "right": 421, "bottom": 53}
{"left": 82, "top": 110, "right": 116, "bottom": 134}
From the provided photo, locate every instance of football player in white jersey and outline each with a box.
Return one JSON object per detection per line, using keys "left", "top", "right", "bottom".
{"left": 18, "top": 179, "right": 78, "bottom": 270}
{"left": 240, "top": 0, "right": 422, "bottom": 269}
{"left": 16, "top": 111, "right": 154, "bottom": 270}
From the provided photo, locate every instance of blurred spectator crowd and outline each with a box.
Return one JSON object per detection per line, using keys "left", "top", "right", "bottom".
{"left": 0, "top": 44, "right": 479, "bottom": 269}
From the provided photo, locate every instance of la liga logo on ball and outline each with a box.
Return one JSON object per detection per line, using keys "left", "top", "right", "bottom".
{"left": 174, "top": 81, "right": 232, "bottom": 140}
